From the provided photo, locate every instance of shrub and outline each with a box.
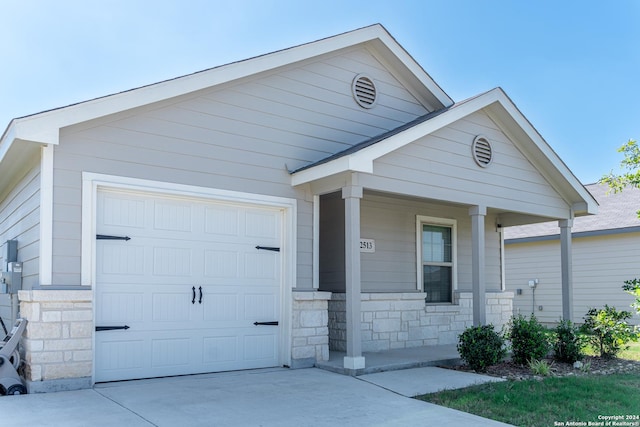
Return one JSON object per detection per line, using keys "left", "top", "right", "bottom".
{"left": 581, "top": 305, "right": 638, "bottom": 358}
{"left": 553, "top": 319, "right": 583, "bottom": 364}
{"left": 528, "top": 359, "right": 553, "bottom": 376}
{"left": 623, "top": 278, "right": 640, "bottom": 315}
{"left": 508, "top": 314, "right": 550, "bottom": 365}
{"left": 457, "top": 324, "right": 506, "bottom": 372}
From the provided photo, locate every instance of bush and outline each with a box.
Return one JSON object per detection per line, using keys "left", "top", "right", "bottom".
{"left": 553, "top": 319, "right": 583, "bottom": 364}
{"left": 623, "top": 278, "right": 640, "bottom": 315}
{"left": 581, "top": 305, "right": 638, "bottom": 358}
{"left": 508, "top": 314, "right": 550, "bottom": 365}
{"left": 457, "top": 324, "right": 506, "bottom": 372}
{"left": 528, "top": 359, "right": 553, "bottom": 376}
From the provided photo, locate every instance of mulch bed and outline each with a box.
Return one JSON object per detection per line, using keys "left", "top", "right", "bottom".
{"left": 446, "top": 356, "right": 640, "bottom": 381}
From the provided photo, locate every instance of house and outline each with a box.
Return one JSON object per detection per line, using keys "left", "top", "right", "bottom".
{"left": 504, "top": 183, "right": 640, "bottom": 325}
{"left": 0, "top": 24, "right": 597, "bottom": 393}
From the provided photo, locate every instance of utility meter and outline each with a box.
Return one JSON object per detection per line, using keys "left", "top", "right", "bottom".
{"left": 1, "top": 262, "right": 22, "bottom": 294}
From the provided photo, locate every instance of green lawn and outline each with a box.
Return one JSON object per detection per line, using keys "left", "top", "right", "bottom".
{"left": 418, "top": 373, "right": 640, "bottom": 427}
{"left": 615, "top": 341, "right": 640, "bottom": 361}
{"left": 417, "top": 342, "right": 640, "bottom": 427}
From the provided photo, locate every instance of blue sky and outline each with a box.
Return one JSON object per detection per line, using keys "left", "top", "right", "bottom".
{"left": 1, "top": 0, "right": 638, "bottom": 184}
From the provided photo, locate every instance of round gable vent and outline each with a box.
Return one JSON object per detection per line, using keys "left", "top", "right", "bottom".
{"left": 472, "top": 135, "right": 493, "bottom": 167}
{"left": 352, "top": 74, "right": 377, "bottom": 109}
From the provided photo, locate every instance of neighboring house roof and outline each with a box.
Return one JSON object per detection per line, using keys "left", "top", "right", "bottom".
{"left": 504, "top": 183, "right": 640, "bottom": 242}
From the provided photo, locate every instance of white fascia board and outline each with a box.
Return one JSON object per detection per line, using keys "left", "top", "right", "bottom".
{"left": 374, "top": 32, "right": 453, "bottom": 107}
{"left": 359, "top": 93, "right": 499, "bottom": 161}
{"left": 0, "top": 122, "right": 16, "bottom": 163}
{"left": 291, "top": 155, "right": 373, "bottom": 186}
{"left": 12, "top": 119, "right": 60, "bottom": 145}
{"left": 6, "top": 26, "right": 393, "bottom": 147}
{"left": 493, "top": 90, "right": 598, "bottom": 214}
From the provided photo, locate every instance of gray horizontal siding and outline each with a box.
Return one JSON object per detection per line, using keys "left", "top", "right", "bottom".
{"left": 0, "top": 294, "right": 17, "bottom": 330}
{"left": 53, "top": 46, "right": 428, "bottom": 288}
{"left": 372, "top": 111, "right": 569, "bottom": 218}
{"left": 0, "top": 159, "right": 41, "bottom": 290}
{"left": 319, "top": 192, "right": 502, "bottom": 293}
{"left": 505, "top": 233, "right": 640, "bottom": 325}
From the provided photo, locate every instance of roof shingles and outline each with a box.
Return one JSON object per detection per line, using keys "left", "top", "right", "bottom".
{"left": 504, "top": 183, "right": 640, "bottom": 240}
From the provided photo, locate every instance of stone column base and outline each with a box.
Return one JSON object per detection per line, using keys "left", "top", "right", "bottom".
{"left": 18, "top": 289, "right": 93, "bottom": 392}
{"left": 291, "top": 291, "right": 331, "bottom": 368}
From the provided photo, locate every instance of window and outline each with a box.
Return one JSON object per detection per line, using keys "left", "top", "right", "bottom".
{"left": 417, "top": 216, "right": 457, "bottom": 303}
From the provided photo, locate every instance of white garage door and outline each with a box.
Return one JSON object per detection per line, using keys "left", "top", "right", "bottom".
{"left": 94, "top": 189, "right": 283, "bottom": 382}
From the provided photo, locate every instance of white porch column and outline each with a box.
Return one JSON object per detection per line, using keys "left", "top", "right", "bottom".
{"left": 342, "top": 184, "right": 365, "bottom": 370}
{"left": 470, "top": 205, "right": 486, "bottom": 326}
{"left": 559, "top": 219, "right": 574, "bottom": 321}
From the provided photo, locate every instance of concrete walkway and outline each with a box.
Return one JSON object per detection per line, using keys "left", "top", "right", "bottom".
{"left": 1, "top": 368, "right": 512, "bottom": 426}
{"left": 360, "top": 366, "right": 505, "bottom": 397}
{"left": 316, "top": 344, "right": 462, "bottom": 375}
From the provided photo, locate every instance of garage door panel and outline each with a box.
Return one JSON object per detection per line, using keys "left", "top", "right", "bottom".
{"left": 152, "top": 247, "right": 193, "bottom": 276}
{"left": 96, "top": 338, "right": 145, "bottom": 373}
{"left": 204, "top": 250, "right": 238, "bottom": 278}
{"left": 205, "top": 206, "right": 239, "bottom": 236}
{"left": 96, "top": 189, "right": 282, "bottom": 382}
{"left": 244, "top": 252, "right": 278, "bottom": 279}
{"left": 244, "top": 294, "right": 277, "bottom": 320}
{"left": 101, "top": 194, "right": 146, "bottom": 228}
{"left": 202, "top": 293, "right": 238, "bottom": 321}
{"left": 100, "top": 244, "right": 146, "bottom": 276}
{"left": 245, "top": 211, "right": 279, "bottom": 239}
{"left": 153, "top": 201, "right": 193, "bottom": 232}
{"left": 152, "top": 293, "right": 193, "bottom": 322}
{"left": 244, "top": 334, "right": 278, "bottom": 362}
{"left": 97, "top": 291, "right": 145, "bottom": 323}
{"left": 151, "top": 338, "right": 191, "bottom": 367}
{"left": 202, "top": 336, "right": 238, "bottom": 363}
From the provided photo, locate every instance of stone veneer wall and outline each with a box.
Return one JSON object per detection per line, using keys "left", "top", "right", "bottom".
{"left": 328, "top": 291, "right": 513, "bottom": 352}
{"left": 290, "top": 291, "right": 331, "bottom": 368}
{"left": 16, "top": 289, "right": 331, "bottom": 392}
{"left": 18, "top": 289, "right": 93, "bottom": 393}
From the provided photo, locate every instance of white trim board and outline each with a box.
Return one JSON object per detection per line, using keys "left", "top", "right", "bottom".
{"left": 416, "top": 215, "right": 458, "bottom": 298}
{"left": 38, "top": 144, "right": 54, "bottom": 285}
{"left": 82, "top": 173, "right": 297, "bottom": 379}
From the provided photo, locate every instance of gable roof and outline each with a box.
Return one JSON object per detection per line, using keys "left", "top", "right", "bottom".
{"left": 290, "top": 87, "right": 597, "bottom": 217}
{"left": 0, "top": 24, "right": 451, "bottom": 150}
{"left": 291, "top": 90, "right": 486, "bottom": 174}
{"left": 505, "top": 183, "right": 640, "bottom": 242}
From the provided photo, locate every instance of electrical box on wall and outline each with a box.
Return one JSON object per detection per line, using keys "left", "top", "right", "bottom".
{"left": 1, "top": 262, "right": 22, "bottom": 294}
{"left": 4, "top": 240, "right": 18, "bottom": 267}
{"left": 1, "top": 240, "right": 20, "bottom": 294}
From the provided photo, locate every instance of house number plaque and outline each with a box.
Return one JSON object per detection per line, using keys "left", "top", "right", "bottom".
{"left": 359, "top": 238, "right": 375, "bottom": 253}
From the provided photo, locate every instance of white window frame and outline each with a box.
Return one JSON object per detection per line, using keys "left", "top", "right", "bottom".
{"left": 416, "top": 215, "right": 458, "bottom": 303}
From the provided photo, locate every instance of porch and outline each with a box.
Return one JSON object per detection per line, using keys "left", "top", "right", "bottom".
{"left": 315, "top": 344, "right": 461, "bottom": 376}
{"left": 290, "top": 99, "right": 597, "bottom": 372}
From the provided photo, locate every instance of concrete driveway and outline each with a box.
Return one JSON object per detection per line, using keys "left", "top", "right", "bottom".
{"left": 1, "top": 368, "right": 512, "bottom": 426}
